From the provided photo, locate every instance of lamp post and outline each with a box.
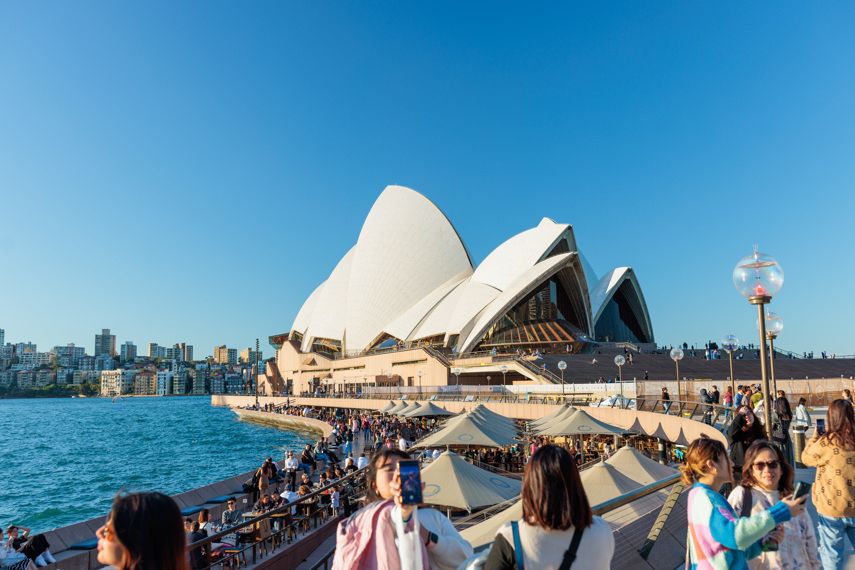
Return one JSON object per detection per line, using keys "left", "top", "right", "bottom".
{"left": 486, "top": 375, "right": 491, "bottom": 392}
{"left": 558, "top": 360, "right": 567, "bottom": 398}
{"left": 500, "top": 365, "right": 508, "bottom": 386}
{"left": 721, "top": 334, "right": 740, "bottom": 399}
{"left": 614, "top": 355, "right": 625, "bottom": 401}
{"left": 670, "top": 348, "right": 684, "bottom": 401}
{"left": 254, "top": 338, "right": 260, "bottom": 409}
{"left": 452, "top": 367, "right": 462, "bottom": 393}
{"left": 733, "top": 247, "right": 784, "bottom": 438}
{"left": 764, "top": 312, "right": 784, "bottom": 395}
{"left": 417, "top": 370, "right": 423, "bottom": 398}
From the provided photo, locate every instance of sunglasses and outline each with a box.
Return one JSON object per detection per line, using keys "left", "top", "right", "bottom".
{"left": 752, "top": 460, "right": 780, "bottom": 471}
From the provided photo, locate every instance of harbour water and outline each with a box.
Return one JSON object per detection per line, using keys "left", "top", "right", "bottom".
{"left": 0, "top": 396, "right": 313, "bottom": 532}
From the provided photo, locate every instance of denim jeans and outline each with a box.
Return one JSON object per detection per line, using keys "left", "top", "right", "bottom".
{"left": 817, "top": 514, "right": 855, "bottom": 570}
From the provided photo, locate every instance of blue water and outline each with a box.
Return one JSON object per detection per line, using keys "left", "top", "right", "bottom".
{"left": 0, "top": 397, "right": 314, "bottom": 533}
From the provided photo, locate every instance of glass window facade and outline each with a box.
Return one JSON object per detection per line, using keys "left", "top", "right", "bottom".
{"left": 594, "top": 280, "right": 651, "bottom": 343}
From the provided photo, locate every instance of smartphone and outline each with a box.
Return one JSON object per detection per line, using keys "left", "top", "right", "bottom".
{"left": 793, "top": 481, "right": 812, "bottom": 500}
{"left": 397, "top": 460, "right": 423, "bottom": 505}
{"left": 817, "top": 419, "right": 826, "bottom": 435}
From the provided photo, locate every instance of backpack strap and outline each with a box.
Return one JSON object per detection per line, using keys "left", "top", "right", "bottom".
{"left": 740, "top": 485, "right": 753, "bottom": 517}
{"left": 511, "top": 521, "right": 525, "bottom": 570}
{"left": 557, "top": 527, "right": 585, "bottom": 570}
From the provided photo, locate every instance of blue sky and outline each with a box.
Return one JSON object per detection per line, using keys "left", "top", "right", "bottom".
{"left": 1, "top": 2, "right": 853, "bottom": 357}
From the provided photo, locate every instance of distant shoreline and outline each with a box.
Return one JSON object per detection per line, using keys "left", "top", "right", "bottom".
{"left": 0, "top": 393, "right": 213, "bottom": 401}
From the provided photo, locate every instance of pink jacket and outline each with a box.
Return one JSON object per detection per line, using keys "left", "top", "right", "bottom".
{"left": 332, "top": 500, "right": 428, "bottom": 570}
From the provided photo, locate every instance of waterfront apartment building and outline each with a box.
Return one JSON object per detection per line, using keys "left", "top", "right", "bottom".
{"left": 224, "top": 372, "right": 243, "bottom": 393}
{"left": 209, "top": 372, "right": 224, "bottom": 394}
{"left": 35, "top": 369, "right": 54, "bottom": 388}
{"left": 95, "top": 329, "right": 116, "bottom": 357}
{"left": 55, "top": 368, "right": 73, "bottom": 385}
{"left": 0, "top": 370, "right": 15, "bottom": 388}
{"left": 17, "top": 370, "right": 34, "bottom": 389}
{"left": 214, "top": 346, "right": 238, "bottom": 366}
{"left": 95, "top": 354, "right": 116, "bottom": 371}
{"left": 71, "top": 370, "right": 96, "bottom": 385}
{"left": 240, "top": 348, "right": 262, "bottom": 364}
{"left": 100, "top": 369, "right": 136, "bottom": 396}
{"left": 120, "top": 341, "right": 137, "bottom": 361}
{"left": 52, "top": 344, "right": 86, "bottom": 367}
{"left": 156, "top": 371, "right": 173, "bottom": 395}
{"left": 134, "top": 370, "right": 157, "bottom": 395}
{"left": 172, "top": 369, "right": 187, "bottom": 395}
{"left": 191, "top": 369, "right": 207, "bottom": 394}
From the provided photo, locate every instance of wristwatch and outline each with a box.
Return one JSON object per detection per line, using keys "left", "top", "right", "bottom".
{"left": 425, "top": 531, "right": 438, "bottom": 546}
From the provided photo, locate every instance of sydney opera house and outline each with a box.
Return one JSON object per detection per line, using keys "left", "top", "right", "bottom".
{"left": 266, "top": 186, "right": 654, "bottom": 395}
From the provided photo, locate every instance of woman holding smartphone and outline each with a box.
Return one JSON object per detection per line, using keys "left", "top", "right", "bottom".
{"left": 727, "top": 440, "right": 819, "bottom": 569}
{"left": 332, "top": 448, "right": 472, "bottom": 570}
{"left": 803, "top": 399, "right": 855, "bottom": 570}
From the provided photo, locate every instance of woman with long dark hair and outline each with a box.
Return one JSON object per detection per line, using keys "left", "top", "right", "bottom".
{"left": 96, "top": 492, "right": 187, "bottom": 570}
{"left": 484, "top": 444, "right": 614, "bottom": 570}
{"left": 727, "top": 440, "right": 818, "bottom": 569}
{"left": 332, "top": 447, "right": 472, "bottom": 570}
{"left": 803, "top": 399, "right": 855, "bottom": 569}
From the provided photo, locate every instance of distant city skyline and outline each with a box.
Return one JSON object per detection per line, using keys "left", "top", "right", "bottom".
{"left": 2, "top": 4, "right": 854, "bottom": 354}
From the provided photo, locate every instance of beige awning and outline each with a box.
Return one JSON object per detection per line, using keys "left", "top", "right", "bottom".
{"left": 386, "top": 400, "right": 409, "bottom": 414}
{"left": 442, "top": 411, "right": 519, "bottom": 442}
{"left": 421, "top": 452, "right": 521, "bottom": 512}
{"left": 404, "top": 402, "right": 455, "bottom": 417}
{"left": 530, "top": 405, "right": 577, "bottom": 429}
{"left": 459, "top": 500, "right": 522, "bottom": 548}
{"left": 397, "top": 402, "right": 421, "bottom": 416}
{"left": 537, "top": 409, "right": 631, "bottom": 437}
{"left": 414, "top": 415, "right": 517, "bottom": 448}
{"left": 604, "top": 446, "right": 678, "bottom": 485}
{"left": 578, "top": 462, "right": 643, "bottom": 505}
{"left": 379, "top": 401, "right": 399, "bottom": 413}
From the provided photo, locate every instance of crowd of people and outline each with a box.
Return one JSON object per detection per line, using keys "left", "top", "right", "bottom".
{"left": 9, "top": 394, "right": 855, "bottom": 570}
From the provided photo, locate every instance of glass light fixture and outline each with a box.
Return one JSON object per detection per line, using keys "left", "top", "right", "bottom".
{"left": 733, "top": 248, "right": 784, "bottom": 299}
{"left": 720, "top": 335, "right": 739, "bottom": 353}
{"left": 670, "top": 347, "right": 684, "bottom": 362}
{"left": 614, "top": 355, "right": 626, "bottom": 366}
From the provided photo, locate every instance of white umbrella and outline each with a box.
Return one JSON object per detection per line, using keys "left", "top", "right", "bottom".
{"left": 537, "top": 409, "right": 630, "bottom": 437}
{"left": 421, "top": 452, "right": 521, "bottom": 512}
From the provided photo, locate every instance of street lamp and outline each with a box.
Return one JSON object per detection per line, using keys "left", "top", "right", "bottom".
{"left": 486, "top": 375, "right": 491, "bottom": 391}
{"left": 721, "top": 334, "right": 740, "bottom": 399}
{"left": 417, "top": 370, "right": 423, "bottom": 398}
{"left": 500, "top": 365, "right": 508, "bottom": 386}
{"left": 558, "top": 360, "right": 567, "bottom": 398}
{"left": 764, "top": 312, "right": 784, "bottom": 394}
{"left": 452, "top": 367, "right": 462, "bottom": 392}
{"left": 734, "top": 247, "right": 784, "bottom": 438}
{"left": 670, "top": 348, "right": 684, "bottom": 400}
{"left": 614, "top": 355, "right": 625, "bottom": 402}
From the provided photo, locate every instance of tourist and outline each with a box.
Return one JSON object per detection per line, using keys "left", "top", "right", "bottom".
{"left": 802, "top": 399, "right": 855, "bottom": 569}
{"left": 682, "top": 437, "right": 804, "bottom": 568}
{"left": 793, "top": 397, "right": 812, "bottom": 429}
{"left": 773, "top": 390, "right": 794, "bottom": 463}
{"left": 300, "top": 444, "right": 317, "bottom": 475}
{"left": 356, "top": 452, "right": 369, "bottom": 470}
{"left": 711, "top": 385, "right": 721, "bottom": 405}
{"left": 331, "top": 448, "right": 472, "bottom": 570}
{"left": 661, "top": 387, "right": 671, "bottom": 414}
{"left": 843, "top": 389, "right": 854, "bottom": 406}
{"left": 727, "top": 440, "right": 819, "bottom": 569}
{"left": 723, "top": 385, "right": 733, "bottom": 417}
{"left": 0, "top": 528, "right": 36, "bottom": 570}
{"left": 344, "top": 457, "right": 358, "bottom": 474}
{"left": 484, "top": 444, "right": 613, "bottom": 570}
{"left": 221, "top": 498, "right": 241, "bottom": 526}
{"left": 96, "top": 492, "right": 187, "bottom": 570}
{"left": 282, "top": 485, "right": 300, "bottom": 515}
{"left": 300, "top": 472, "right": 314, "bottom": 489}
{"left": 254, "top": 493, "right": 274, "bottom": 512}
{"left": 197, "top": 509, "right": 215, "bottom": 536}
{"left": 699, "top": 388, "right": 714, "bottom": 425}
{"left": 3, "top": 526, "right": 55, "bottom": 568}
{"left": 398, "top": 432, "right": 409, "bottom": 451}
{"left": 728, "top": 402, "right": 765, "bottom": 482}
{"left": 284, "top": 450, "right": 299, "bottom": 487}
{"left": 735, "top": 385, "right": 745, "bottom": 409}
{"left": 184, "top": 518, "right": 210, "bottom": 570}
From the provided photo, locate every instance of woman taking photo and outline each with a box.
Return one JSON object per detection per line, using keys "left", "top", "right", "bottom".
{"left": 729, "top": 403, "right": 766, "bottom": 482}
{"left": 727, "top": 440, "right": 819, "bottom": 569}
{"left": 802, "top": 399, "right": 855, "bottom": 569}
{"left": 332, "top": 448, "right": 472, "bottom": 570}
{"left": 96, "top": 492, "right": 187, "bottom": 570}
{"left": 484, "top": 444, "right": 613, "bottom": 570}
{"left": 683, "top": 436, "right": 805, "bottom": 569}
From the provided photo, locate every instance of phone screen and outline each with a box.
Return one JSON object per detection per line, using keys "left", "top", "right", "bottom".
{"left": 398, "top": 460, "right": 423, "bottom": 505}
{"left": 793, "top": 481, "right": 812, "bottom": 500}
{"left": 817, "top": 419, "right": 826, "bottom": 435}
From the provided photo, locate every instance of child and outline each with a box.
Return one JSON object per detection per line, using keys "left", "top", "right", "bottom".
{"left": 682, "top": 436, "right": 805, "bottom": 569}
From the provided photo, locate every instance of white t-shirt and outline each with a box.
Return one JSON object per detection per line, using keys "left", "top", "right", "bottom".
{"left": 357, "top": 455, "right": 369, "bottom": 469}
{"left": 284, "top": 457, "right": 299, "bottom": 470}
{"left": 282, "top": 490, "right": 300, "bottom": 514}
{"left": 398, "top": 437, "right": 408, "bottom": 451}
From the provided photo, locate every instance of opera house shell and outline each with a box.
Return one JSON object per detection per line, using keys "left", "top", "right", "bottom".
{"left": 288, "top": 185, "right": 653, "bottom": 358}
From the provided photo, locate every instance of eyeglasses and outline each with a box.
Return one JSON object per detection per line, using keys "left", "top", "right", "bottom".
{"left": 752, "top": 460, "right": 780, "bottom": 471}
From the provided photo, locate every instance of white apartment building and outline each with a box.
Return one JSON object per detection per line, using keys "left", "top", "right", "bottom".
{"left": 100, "top": 369, "right": 136, "bottom": 396}
{"left": 156, "top": 371, "right": 173, "bottom": 395}
{"left": 35, "top": 369, "right": 54, "bottom": 387}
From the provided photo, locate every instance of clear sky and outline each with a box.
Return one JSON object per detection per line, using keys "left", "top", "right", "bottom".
{"left": 1, "top": 2, "right": 853, "bottom": 357}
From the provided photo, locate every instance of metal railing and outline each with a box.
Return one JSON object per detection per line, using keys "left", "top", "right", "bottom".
{"left": 602, "top": 396, "right": 737, "bottom": 430}
{"left": 186, "top": 467, "right": 367, "bottom": 569}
